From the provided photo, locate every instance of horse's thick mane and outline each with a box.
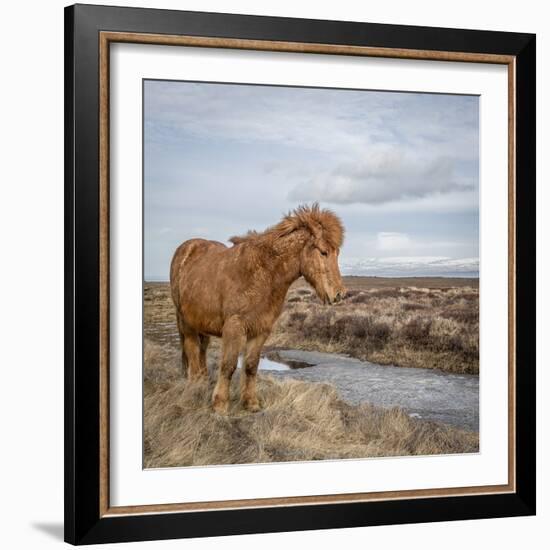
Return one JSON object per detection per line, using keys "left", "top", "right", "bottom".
{"left": 230, "top": 203, "right": 344, "bottom": 249}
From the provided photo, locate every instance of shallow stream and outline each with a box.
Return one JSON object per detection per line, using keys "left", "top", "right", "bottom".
{"left": 255, "top": 349, "right": 479, "bottom": 432}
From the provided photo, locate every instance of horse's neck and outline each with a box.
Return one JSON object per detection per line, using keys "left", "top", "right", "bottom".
{"left": 269, "top": 231, "right": 306, "bottom": 290}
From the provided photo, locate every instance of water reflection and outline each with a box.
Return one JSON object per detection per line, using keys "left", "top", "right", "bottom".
{"left": 258, "top": 357, "right": 291, "bottom": 371}
{"left": 237, "top": 355, "right": 312, "bottom": 371}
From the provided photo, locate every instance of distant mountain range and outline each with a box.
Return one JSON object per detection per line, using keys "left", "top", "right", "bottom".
{"left": 339, "top": 256, "right": 479, "bottom": 278}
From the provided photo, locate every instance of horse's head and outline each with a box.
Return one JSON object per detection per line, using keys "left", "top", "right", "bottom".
{"left": 298, "top": 205, "right": 346, "bottom": 305}
{"left": 301, "top": 242, "right": 346, "bottom": 305}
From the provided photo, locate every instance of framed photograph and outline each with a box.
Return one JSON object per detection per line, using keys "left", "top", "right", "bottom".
{"left": 64, "top": 3, "right": 536, "bottom": 545}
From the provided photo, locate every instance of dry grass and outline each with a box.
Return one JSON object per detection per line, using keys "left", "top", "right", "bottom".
{"left": 144, "top": 338, "right": 478, "bottom": 468}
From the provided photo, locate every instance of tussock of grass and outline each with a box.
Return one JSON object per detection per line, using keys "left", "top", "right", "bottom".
{"left": 144, "top": 339, "right": 478, "bottom": 468}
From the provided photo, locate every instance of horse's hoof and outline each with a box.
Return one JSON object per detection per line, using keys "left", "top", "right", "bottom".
{"left": 242, "top": 400, "right": 262, "bottom": 413}
{"left": 212, "top": 398, "right": 229, "bottom": 415}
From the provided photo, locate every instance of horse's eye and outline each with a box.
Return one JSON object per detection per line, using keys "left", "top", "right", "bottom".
{"left": 320, "top": 250, "right": 328, "bottom": 257}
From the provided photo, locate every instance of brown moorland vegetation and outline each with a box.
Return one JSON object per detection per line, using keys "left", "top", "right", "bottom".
{"left": 270, "top": 277, "right": 479, "bottom": 374}
{"left": 144, "top": 338, "right": 478, "bottom": 468}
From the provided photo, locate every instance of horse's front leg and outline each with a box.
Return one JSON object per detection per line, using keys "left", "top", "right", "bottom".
{"left": 241, "top": 334, "right": 268, "bottom": 412}
{"left": 212, "top": 316, "right": 246, "bottom": 415}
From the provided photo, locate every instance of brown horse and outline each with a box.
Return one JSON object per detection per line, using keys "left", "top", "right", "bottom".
{"left": 170, "top": 204, "right": 346, "bottom": 414}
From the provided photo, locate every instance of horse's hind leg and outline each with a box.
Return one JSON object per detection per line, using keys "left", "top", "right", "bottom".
{"left": 199, "top": 335, "right": 210, "bottom": 378}
{"left": 241, "top": 333, "right": 268, "bottom": 412}
{"left": 177, "top": 333, "right": 188, "bottom": 377}
{"left": 176, "top": 313, "right": 188, "bottom": 377}
{"left": 183, "top": 333, "right": 205, "bottom": 382}
{"left": 176, "top": 312, "right": 204, "bottom": 381}
{"left": 212, "top": 316, "right": 245, "bottom": 414}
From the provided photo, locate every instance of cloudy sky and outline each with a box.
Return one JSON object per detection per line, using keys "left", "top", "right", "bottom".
{"left": 144, "top": 79, "right": 479, "bottom": 280}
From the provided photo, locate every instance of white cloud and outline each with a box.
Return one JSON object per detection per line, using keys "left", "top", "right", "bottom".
{"left": 288, "top": 153, "right": 474, "bottom": 205}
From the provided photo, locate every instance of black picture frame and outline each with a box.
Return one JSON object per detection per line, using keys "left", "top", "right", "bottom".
{"left": 65, "top": 3, "right": 536, "bottom": 545}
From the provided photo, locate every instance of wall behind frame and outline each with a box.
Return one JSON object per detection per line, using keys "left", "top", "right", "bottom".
{"left": 0, "top": 0, "right": 546, "bottom": 549}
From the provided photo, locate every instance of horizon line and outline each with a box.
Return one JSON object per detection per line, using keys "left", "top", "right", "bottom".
{"left": 144, "top": 274, "right": 480, "bottom": 283}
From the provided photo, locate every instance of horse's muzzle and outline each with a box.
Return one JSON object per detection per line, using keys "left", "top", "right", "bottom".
{"left": 330, "top": 289, "right": 346, "bottom": 304}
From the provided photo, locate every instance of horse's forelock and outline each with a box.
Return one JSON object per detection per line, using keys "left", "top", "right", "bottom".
{"left": 294, "top": 203, "right": 345, "bottom": 249}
